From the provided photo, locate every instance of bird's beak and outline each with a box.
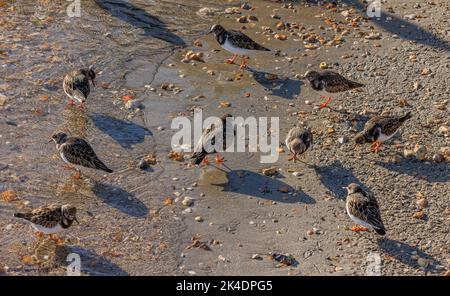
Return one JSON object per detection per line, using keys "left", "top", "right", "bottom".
{"left": 47, "top": 139, "right": 53, "bottom": 143}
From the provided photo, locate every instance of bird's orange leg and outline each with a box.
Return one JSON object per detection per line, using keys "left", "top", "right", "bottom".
{"left": 225, "top": 54, "right": 238, "bottom": 64}
{"left": 66, "top": 99, "right": 75, "bottom": 108}
{"left": 77, "top": 101, "right": 86, "bottom": 111}
{"left": 64, "top": 164, "right": 76, "bottom": 170}
{"left": 215, "top": 154, "right": 224, "bottom": 165}
{"left": 351, "top": 225, "right": 369, "bottom": 232}
{"left": 72, "top": 170, "right": 82, "bottom": 180}
{"left": 49, "top": 234, "right": 64, "bottom": 245}
{"left": 239, "top": 56, "right": 248, "bottom": 69}
{"left": 35, "top": 231, "right": 44, "bottom": 238}
{"left": 202, "top": 156, "right": 210, "bottom": 165}
{"left": 287, "top": 153, "right": 299, "bottom": 162}
{"left": 319, "top": 97, "right": 333, "bottom": 109}
{"left": 371, "top": 141, "right": 382, "bottom": 153}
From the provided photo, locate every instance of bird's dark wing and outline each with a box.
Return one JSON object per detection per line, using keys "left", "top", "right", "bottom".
{"left": 349, "top": 192, "right": 385, "bottom": 231}
{"left": 321, "top": 71, "right": 364, "bottom": 93}
{"left": 64, "top": 71, "right": 90, "bottom": 102}
{"left": 27, "top": 205, "right": 62, "bottom": 228}
{"left": 359, "top": 116, "right": 382, "bottom": 141}
{"left": 377, "top": 116, "right": 408, "bottom": 136}
{"left": 193, "top": 123, "right": 220, "bottom": 155}
{"left": 228, "top": 30, "right": 270, "bottom": 51}
{"left": 62, "top": 138, "right": 112, "bottom": 172}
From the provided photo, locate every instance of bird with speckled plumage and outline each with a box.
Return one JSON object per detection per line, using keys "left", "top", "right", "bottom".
{"left": 63, "top": 67, "right": 96, "bottom": 110}
{"left": 304, "top": 70, "right": 364, "bottom": 109}
{"left": 344, "top": 184, "right": 386, "bottom": 235}
{"left": 209, "top": 24, "right": 270, "bottom": 69}
{"left": 51, "top": 132, "right": 113, "bottom": 179}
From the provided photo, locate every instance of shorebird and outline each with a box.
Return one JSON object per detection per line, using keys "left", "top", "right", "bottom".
{"left": 354, "top": 112, "right": 412, "bottom": 153}
{"left": 14, "top": 204, "right": 78, "bottom": 242}
{"left": 63, "top": 67, "right": 96, "bottom": 109}
{"left": 303, "top": 70, "right": 364, "bottom": 109}
{"left": 344, "top": 183, "right": 386, "bottom": 235}
{"left": 50, "top": 132, "right": 113, "bottom": 179}
{"left": 191, "top": 114, "right": 234, "bottom": 168}
{"left": 209, "top": 24, "right": 270, "bottom": 69}
{"left": 285, "top": 127, "right": 313, "bottom": 163}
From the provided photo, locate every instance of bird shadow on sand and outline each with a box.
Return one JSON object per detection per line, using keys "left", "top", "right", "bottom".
{"left": 374, "top": 159, "right": 449, "bottom": 183}
{"left": 91, "top": 180, "right": 148, "bottom": 218}
{"left": 224, "top": 170, "right": 315, "bottom": 204}
{"left": 246, "top": 67, "right": 303, "bottom": 100}
{"left": 90, "top": 113, "right": 152, "bottom": 149}
{"left": 305, "top": 1, "right": 449, "bottom": 52}
{"left": 58, "top": 245, "right": 129, "bottom": 276}
{"left": 314, "top": 160, "right": 368, "bottom": 200}
{"left": 94, "top": 0, "right": 186, "bottom": 47}
{"left": 379, "top": 239, "right": 443, "bottom": 273}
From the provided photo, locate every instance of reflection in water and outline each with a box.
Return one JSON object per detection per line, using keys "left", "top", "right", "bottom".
{"left": 62, "top": 108, "right": 90, "bottom": 139}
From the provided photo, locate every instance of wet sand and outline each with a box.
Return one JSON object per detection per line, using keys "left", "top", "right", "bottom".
{"left": 0, "top": 0, "right": 449, "bottom": 275}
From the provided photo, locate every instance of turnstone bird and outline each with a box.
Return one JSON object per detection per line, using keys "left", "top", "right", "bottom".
{"left": 50, "top": 132, "right": 113, "bottom": 178}
{"left": 285, "top": 127, "right": 313, "bottom": 163}
{"left": 63, "top": 67, "right": 96, "bottom": 109}
{"left": 303, "top": 70, "right": 364, "bottom": 109}
{"left": 344, "top": 183, "right": 386, "bottom": 235}
{"left": 209, "top": 24, "right": 270, "bottom": 69}
{"left": 354, "top": 111, "right": 412, "bottom": 153}
{"left": 14, "top": 204, "right": 78, "bottom": 239}
{"left": 191, "top": 114, "right": 234, "bottom": 167}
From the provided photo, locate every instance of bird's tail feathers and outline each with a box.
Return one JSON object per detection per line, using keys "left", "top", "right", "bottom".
{"left": 191, "top": 151, "right": 207, "bottom": 165}
{"left": 353, "top": 132, "right": 367, "bottom": 144}
{"left": 72, "top": 89, "right": 87, "bottom": 103}
{"left": 349, "top": 80, "right": 364, "bottom": 89}
{"left": 14, "top": 212, "right": 29, "bottom": 220}
{"left": 399, "top": 111, "right": 412, "bottom": 122}
{"left": 95, "top": 159, "right": 113, "bottom": 173}
{"left": 375, "top": 227, "right": 386, "bottom": 236}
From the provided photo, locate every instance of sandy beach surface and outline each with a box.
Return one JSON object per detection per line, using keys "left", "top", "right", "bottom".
{"left": 0, "top": 0, "right": 449, "bottom": 275}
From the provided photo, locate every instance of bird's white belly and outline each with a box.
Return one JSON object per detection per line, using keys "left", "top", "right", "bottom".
{"left": 64, "top": 89, "right": 76, "bottom": 102}
{"left": 31, "top": 223, "right": 64, "bottom": 234}
{"left": 348, "top": 214, "right": 374, "bottom": 229}
{"left": 221, "top": 39, "right": 253, "bottom": 56}
{"left": 346, "top": 203, "right": 375, "bottom": 229}
{"left": 378, "top": 130, "right": 397, "bottom": 143}
{"left": 60, "top": 151, "right": 71, "bottom": 164}
{"left": 64, "top": 88, "right": 84, "bottom": 103}
{"left": 285, "top": 139, "right": 290, "bottom": 152}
